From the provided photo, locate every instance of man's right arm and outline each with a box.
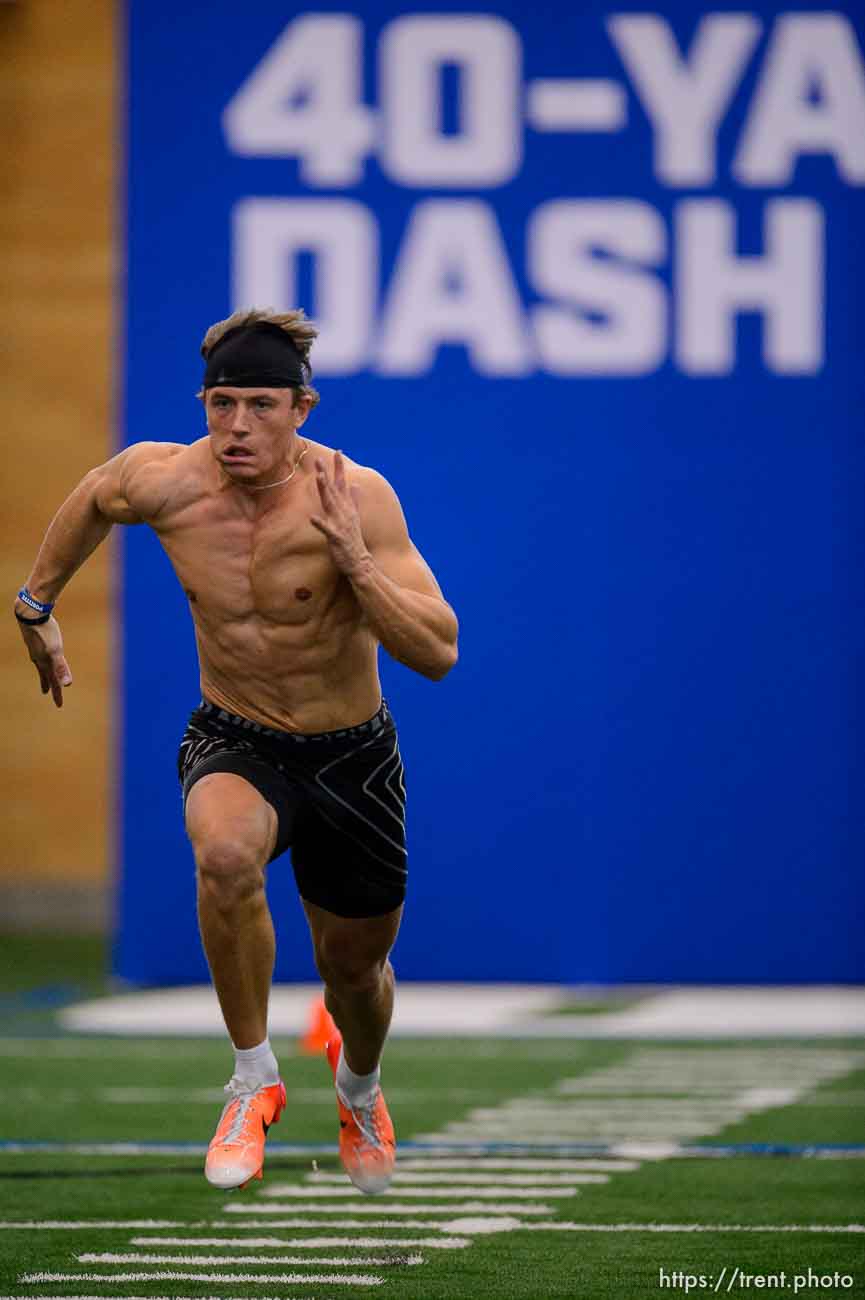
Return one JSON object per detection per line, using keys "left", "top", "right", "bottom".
{"left": 14, "top": 442, "right": 166, "bottom": 707}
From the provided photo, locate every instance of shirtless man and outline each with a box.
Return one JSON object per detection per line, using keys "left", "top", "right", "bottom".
{"left": 14, "top": 308, "right": 459, "bottom": 1194}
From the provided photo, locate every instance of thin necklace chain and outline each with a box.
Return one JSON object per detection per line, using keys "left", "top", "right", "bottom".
{"left": 245, "top": 438, "right": 309, "bottom": 491}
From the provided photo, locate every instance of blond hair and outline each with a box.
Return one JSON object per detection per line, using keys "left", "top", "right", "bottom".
{"left": 199, "top": 307, "right": 321, "bottom": 409}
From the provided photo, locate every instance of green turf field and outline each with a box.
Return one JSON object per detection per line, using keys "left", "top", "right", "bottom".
{"left": 0, "top": 938, "right": 862, "bottom": 1300}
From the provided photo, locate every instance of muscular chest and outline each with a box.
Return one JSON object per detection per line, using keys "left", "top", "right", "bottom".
{"left": 157, "top": 486, "right": 344, "bottom": 622}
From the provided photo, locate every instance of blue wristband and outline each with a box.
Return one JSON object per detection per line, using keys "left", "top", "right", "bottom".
{"left": 17, "top": 587, "right": 54, "bottom": 616}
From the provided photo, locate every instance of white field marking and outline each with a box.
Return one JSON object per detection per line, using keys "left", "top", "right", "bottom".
{"left": 79, "top": 1252, "right": 425, "bottom": 1266}
{"left": 523, "top": 1222, "right": 865, "bottom": 1234}
{"left": 738, "top": 1088, "right": 800, "bottom": 1108}
{"left": 479, "top": 1109, "right": 750, "bottom": 1124}
{"left": 405, "top": 1145, "right": 648, "bottom": 1156}
{"left": 590, "top": 1049, "right": 849, "bottom": 1067}
{"left": 608, "top": 1143, "right": 686, "bottom": 1160}
{"left": 557, "top": 1063, "right": 862, "bottom": 1080}
{"left": 464, "top": 1114, "right": 747, "bottom": 1127}
{"left": 21, "top": 1272, "right": 383, "bottom": 1286}
{"left": 428, "top": 1132, "right": 734, "bottom": 1146}
{"left": 495, "top": 1099, "right": 748, "bottom": 1112}
{"left": 393, "top": 1158, "right": 640, "bottom": 1172}
{"left": 419, "top": 1046, "right": 865, "bottom": 1149}
{"left": 435, "top": 1126, "right": 738, "bottom": 1139}
{"left": 442, "top": 1217, "right": 522, "bottom": 1234}
{"left": 222, "top": 1203, "right": 553, "bottom": 1216}
{"left": 0, "top": 1220, "right": 205, "bottom": 1231}
{"left": 437, "top": 1116, "right": 743, "bottom": 1130}
{"left": 254, "top": 1186, "right": 580, "bottom": 1200}
{"left": 432, "top": 1121, "right": 737, "bottom": 1137}
{"left": 133, "top": 1227, "right": 507, "bottom": 1237}
{"left": 163, "top": 1218, "right": 513, "bottom": 1244}
{"left": 437, "top": 1112, "right": 757, "bottom": 1127}
{"left": 554, "top": 1086, "right": 776, "bottom": 1095}
{"left": 300, "top": 1172, "right": 609, "bottom": 1185}
{"left": 5, "top": 1086, "right": 480, "bottom": 1106}
{"left": 130, "top": 1237, "right": 470, "bottom": 1250}
{"left": 462, "top": 1104, "right": 747, "bottom": 1119}
{"left": 554, "top": 1051, "right": 865, "bottom": 1093}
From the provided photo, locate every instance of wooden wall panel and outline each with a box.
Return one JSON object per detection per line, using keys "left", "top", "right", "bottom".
{"left": 0, "top": 0, "right": 116, "bottom": 909}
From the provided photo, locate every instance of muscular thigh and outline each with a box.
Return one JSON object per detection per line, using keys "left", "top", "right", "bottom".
{"left": 185, "top": 773, "right": 278, "bottom": 864}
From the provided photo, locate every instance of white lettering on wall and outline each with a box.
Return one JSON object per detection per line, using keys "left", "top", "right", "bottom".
{"left": 377, "top": 201, "right": 531, "bottom": 374}
{"left": 528, "top": 200, "right": 667, "bottom": 374}
{"left": 676, "top": 198, "right": 824, "bottom": 374}
{"left": 379, "top": 15, "right": 522, "bottom": 187}
{"left": 233, "top": 197, "right": 827, "bottom": 378}
{"left": 222, "top": 16, "right": 375, "bottom": 186}
{"left": 232, "top": 199, "right": 377, "bottom": 372}
{"left": 607, "top": 13, "right": 761, "bottom": 185}
{"left": 734, "top": 13, "right": 865, "bottom": 185}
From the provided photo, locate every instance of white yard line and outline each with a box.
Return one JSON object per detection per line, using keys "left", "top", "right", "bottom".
{"left": 78, "top": 1252, "right": 425, "bottom": 1266}
{"left": 442, "top": 1217, "right": 523, "bottom": 1234}
{"left": 20, "top": 1271, "right": 383, "bottom": 1286}
{"left": 130, "top": 1236, "right": 470, "bottom": 1249}
{"left": 298, "top": 1172, "right": 608, "bottom": 1186}
{"left": 607, "top": 1143, "right": 686, "bottom": 1160}
{"left": 223, "top": 1203, "right": 553, "bottom": 1216}
{"left": 1, "top": 1086, "right": 482, "bottom": 1106}
{"left": 523, "top": 1222, "right": 865, "bottom": 1234}
{"left": 394, "top": 1158, "right": 640, "bottom": 1171}
{"left": 421, "top": 1046, "right": 865, "bottom": 1146}
{"left": 424, "top": 1122, "right": 737, "bottom": 1138}
{"left": 0, "top": 1221, "right": 206, "bottom": 1231}
{"left": 252, "top": 1186, "right": 580, "bottom": 1200}
{"left": 495, "top": 1101, "right": 751, "bottom": 1113}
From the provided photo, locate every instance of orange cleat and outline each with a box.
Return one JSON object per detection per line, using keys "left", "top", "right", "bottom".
{"left": 325, "top": 1033, "right": 395, "bottom": 1196}
{"left": 205, "top": 1078, "right": 286, "bottom": 1190}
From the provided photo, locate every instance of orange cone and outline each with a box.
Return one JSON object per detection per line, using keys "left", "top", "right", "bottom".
{"left": 300, "top": 995, "right": 337, "bottom": 1055}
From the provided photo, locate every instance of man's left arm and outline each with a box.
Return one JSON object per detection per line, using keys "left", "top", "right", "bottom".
{"left": 309, "top": 452, "right": 458, "bottom": 681}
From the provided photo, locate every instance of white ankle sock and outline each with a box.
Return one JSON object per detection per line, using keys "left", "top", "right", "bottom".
{"left": 336, "top": 1046, "right": 380, "bottom": 1107}
{"left": 232, "top": 1037, "right": 279, "bottom": 1089}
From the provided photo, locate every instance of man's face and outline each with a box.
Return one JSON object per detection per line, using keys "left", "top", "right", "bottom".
{"left": 205, "top": 387, "right": 309, "bottom": 481}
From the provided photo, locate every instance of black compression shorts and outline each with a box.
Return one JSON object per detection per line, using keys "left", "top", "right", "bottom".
{"left": 177, "top": 697, "right": 407, "bottom": 918}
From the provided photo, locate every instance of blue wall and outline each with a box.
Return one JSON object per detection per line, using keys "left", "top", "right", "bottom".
{"left": 117, "top": 1, "right": 865, "bottom": 984}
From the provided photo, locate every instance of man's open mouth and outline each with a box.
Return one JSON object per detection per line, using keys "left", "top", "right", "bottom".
{"left": 224, "top": 447, "right": 253, "bottom": 458}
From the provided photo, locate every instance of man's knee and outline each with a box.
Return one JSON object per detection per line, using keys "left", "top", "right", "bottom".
{"left": 195, "top": 836, "right": 267, "bottom": 914}
{"left": 315, "top": 941, "right": 390, "bottom": 996}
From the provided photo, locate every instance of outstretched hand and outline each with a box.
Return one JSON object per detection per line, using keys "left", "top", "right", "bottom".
{"left": 309, "top": 452, "right": 372, "bottom": 578}
{"left": 18, "top": 616, "right": 73, "bottom": 708}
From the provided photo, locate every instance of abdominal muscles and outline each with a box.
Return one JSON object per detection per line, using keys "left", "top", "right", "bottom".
{"left": 191, "top": 581, "right": 382, "bottom": 733}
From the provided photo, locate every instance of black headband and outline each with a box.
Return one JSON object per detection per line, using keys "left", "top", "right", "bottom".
{"left": 202, "top": 323, "right": 311, "bottom": 390}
